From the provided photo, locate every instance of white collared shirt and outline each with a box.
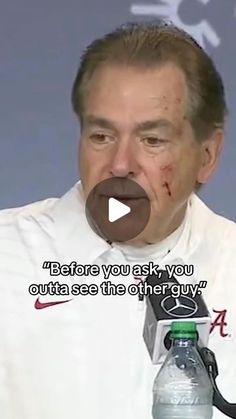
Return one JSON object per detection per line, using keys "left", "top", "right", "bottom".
{"left": 0, "top": 182, "right": 236, "bottom": 419}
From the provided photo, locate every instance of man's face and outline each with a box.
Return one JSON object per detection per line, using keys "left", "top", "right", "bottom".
{"left": 79, "top": 63, "right": 217, "bottom": 244}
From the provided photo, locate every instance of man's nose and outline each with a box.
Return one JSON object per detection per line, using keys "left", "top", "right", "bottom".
{"left": 109, "top": 141, "right": 139, "bottom": 177}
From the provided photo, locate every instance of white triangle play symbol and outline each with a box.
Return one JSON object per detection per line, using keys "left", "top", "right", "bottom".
{"left": 108, "top": 198, "right": 131, "bottom": 222}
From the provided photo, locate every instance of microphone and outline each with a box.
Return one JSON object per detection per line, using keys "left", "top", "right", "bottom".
{"left": 143, "top": 270, "right": 211, "bottom": 364}
{"left": 143, "top": 271, "right": 236, "bottom": 418}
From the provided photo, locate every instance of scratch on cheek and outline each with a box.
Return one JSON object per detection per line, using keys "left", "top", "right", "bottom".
{"left": 160, "top": 164, "right": 173, "bottom": 198}
{"left": 162, "top": 181, "right": 172, "bottom": 197}
{"left": 160, "top": 164, "right": 173, "bottom": 173}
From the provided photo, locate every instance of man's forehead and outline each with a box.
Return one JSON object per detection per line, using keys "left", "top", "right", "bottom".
{"left": 83, "top": 63, "right": 188, "bottom": 113}
{"left": 88, "top": 62, "right": 186, "bottom": 92}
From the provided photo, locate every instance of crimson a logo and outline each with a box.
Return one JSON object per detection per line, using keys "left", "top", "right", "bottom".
{"left": 210, "top": 309, "right": 229, "bottom": 337}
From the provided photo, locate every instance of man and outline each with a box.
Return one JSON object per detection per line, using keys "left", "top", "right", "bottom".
{"left": 0, "top": 21, "right": 235, "bottom": 419}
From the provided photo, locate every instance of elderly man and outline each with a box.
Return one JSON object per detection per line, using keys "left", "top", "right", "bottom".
{"left": 0, "top": 21, "right": 235, "bottom": 419}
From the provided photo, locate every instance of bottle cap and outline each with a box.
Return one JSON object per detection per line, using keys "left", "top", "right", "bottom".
{"left": 171, "top": 321, "right": 197, "bottom": 339}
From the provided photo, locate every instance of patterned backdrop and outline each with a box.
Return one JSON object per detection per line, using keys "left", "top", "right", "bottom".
{"left": 0, "top": 0, "right": 235, "bottom": 220}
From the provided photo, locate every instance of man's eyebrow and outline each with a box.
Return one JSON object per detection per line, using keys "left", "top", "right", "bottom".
{"left": 83, "top": 116, "right": 116, "bottom": 130}
{"left": 134, "top": 119, "right": 175, "bottom": 132}
{"left": 83, "top": 115, "right": 175, "bottom": 132}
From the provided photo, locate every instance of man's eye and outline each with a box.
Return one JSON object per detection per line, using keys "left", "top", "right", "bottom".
{"left": 90, "top": 134, "right": 112, "bottom": 144}
{"left": 142, "top": 137, "right": 166, "bottom": 146}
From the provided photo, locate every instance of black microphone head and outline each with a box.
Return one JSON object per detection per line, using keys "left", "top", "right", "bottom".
{"left": 143, "top": 271, "right": 211, "bottom": 364}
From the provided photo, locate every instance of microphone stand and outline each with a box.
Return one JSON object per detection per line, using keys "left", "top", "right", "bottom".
{"left": 198, "top": 346, "right": 236, "bottom": 418}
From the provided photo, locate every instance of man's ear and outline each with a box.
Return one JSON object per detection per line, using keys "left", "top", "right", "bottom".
{"left": 197, "top": 129, "right": 224, "bottom": 184}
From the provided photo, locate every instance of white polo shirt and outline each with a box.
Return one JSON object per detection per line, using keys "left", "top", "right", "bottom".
{"left": 0, "top": 182, "right": 236, "bottom": 419}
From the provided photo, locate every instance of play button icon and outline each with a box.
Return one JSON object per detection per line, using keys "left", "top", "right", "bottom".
{"left": 85, "top": 178, "right": 151, "bottom": 242}
{"left": 108, "top": 198, "right": 131, "bottom": 222}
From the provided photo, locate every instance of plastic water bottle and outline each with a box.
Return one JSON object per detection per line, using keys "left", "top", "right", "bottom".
{"left": 152, "top": 321, "right": 213, "bottom": 419}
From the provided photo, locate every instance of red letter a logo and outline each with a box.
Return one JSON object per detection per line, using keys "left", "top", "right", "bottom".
{"left": 210, "top": 309, "right": 228, "bottom": 337}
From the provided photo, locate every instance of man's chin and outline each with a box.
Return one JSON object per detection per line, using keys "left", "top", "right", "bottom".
{"left": 121, "top": 218, "right": 172, "bottom": 247}
{"left": 120, "top": 227, "right": 155, "bottom": 247}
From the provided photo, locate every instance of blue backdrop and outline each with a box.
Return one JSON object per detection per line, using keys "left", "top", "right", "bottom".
{"left": 0, "top": 0, "right": 235, "bottom": 221}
